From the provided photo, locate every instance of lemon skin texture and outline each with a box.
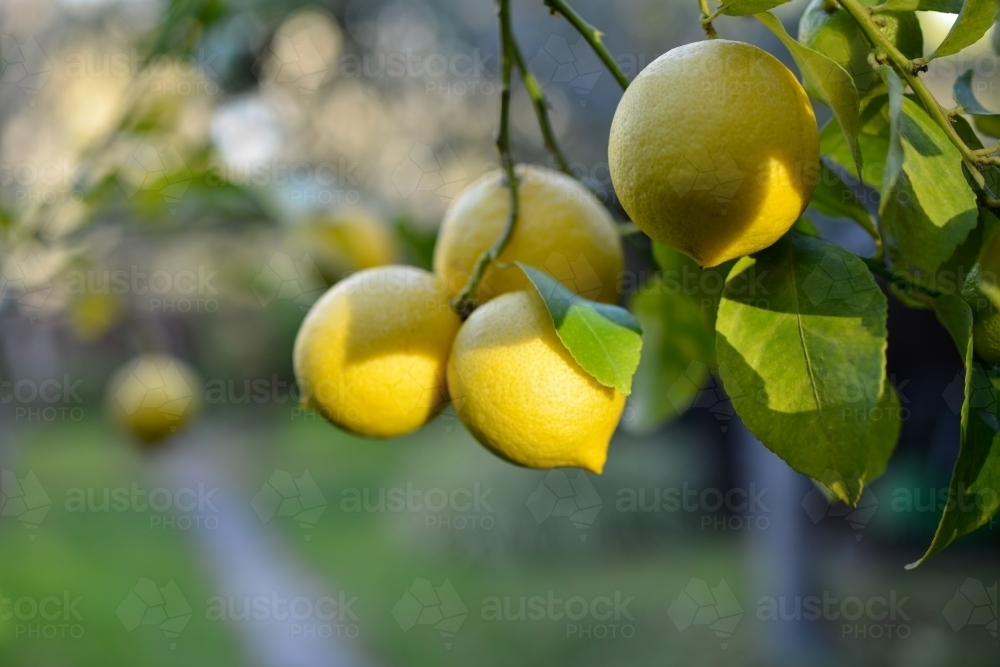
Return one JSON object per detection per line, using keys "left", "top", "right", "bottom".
{"left": 293, "top": 265, "right": 461, "bottom": 438}
{"left": 434, "top": 165, "right": 623, "bottom": 304}
{"left": 106, "top": 353, "right": 202, "bottom": 445}
{"left": 447, "top": 290, "right": 624, "bottom": 473}
{"left": 609, "top": 39, "right": 820, "bottom": 268}
{"left": 798, "top": 0, "right": 922, "bottom": 97}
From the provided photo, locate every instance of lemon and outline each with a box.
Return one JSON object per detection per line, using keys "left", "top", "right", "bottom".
{"left": 799, "top": 0, "right": 922, "bottom": 97}
{"left": 106, "top": 353, "right": 202, "bottom": 445}
{"left": 447, "top": 290, "right": 624, "bottom": 473}
{"left": 293, "top": 207, "right": 400, "bottom": 284}
{"left": 293, "top": 265, "right": 460, "bottom": 438}
{"left": 434, "top": 165, "right": 623, "bottom": 304}
{"left": 609, "top": 39, "right": 820, "bottom": 268}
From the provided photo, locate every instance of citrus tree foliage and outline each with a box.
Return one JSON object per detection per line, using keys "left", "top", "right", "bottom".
{"left": 510, "top": 0, "right": 1000, "bottom": 565}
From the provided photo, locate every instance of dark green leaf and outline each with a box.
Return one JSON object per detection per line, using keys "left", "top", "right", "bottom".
{"left": 954, "top": 68, "right": 998, "bottom": 116}
{"left": 716, "top": 234, "right": 898, "bottom": 505}
{"left": 909, "top": 294, "right": 1000, "bottom": 566}
{"left": 757, "top": 11, "right": 863, "bottom": 177}
{"left": 934, "top": 0, "right": 999, "bottom": 58}
{"left": 808, "top": 160, "right": 879, "bottom": 240}
{"left": 722, "top": 0, "right": 793, "bottom": 16}
{"left": 878, "top": 68, "right": 979, "bottom": 275}
{"left": 626, "top": 282, "right": 716, "bottom": 434}
{"left": 793, "top": 215, "right": 821, "bottom": 237}
{"left": 517, "top": 263, "right": 642, "bottom": 395}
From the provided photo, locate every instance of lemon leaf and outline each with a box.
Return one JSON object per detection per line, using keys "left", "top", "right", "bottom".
{"left": 625, "top": 280, "right": 716, "bottom": 434}
{"left": 516, "top": 263, "right": 642, "bottom": 395}
{"left": 953, "top": 68, "right": 1000, "bottom": 137}
{"left": 908, "top": 294, "right": 1000, "bottom": 567}
{"left": 932, "top": 0, "right": 998, "bottom": 59}
{"left": 879, "top": 66, "right": 979, "bottom": 275}
{"left": 721, "top": 0, "right": 792, "bottom": 16}
{"left": 808, "top": 160, "right": 879, "bottom": 241}
{"left": 716, "top": 233, "right": 899, "bottom": 506}
{"left": 756, "top": 11, "right": 863, "bottom": 178}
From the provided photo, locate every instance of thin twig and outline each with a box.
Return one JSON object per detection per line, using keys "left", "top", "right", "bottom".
{"left": 698, "top": 0, "right": 720, "bottom": 38}
{"left": 543, "top": 0, "right": 630, "bottom": 90}
{"left": 451, "top": 0, "right": 521, "bottom": 318}
{"left": 508, "top": 36, "right": 570, "bottom": 174}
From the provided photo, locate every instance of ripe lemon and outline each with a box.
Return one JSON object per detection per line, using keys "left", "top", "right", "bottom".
{"left": 609, "top": 39, "right": 820, "bottom": 268}
{"left": 434, "top": 165, "right": 623, "bottom": 304}
{"left": 447, "top": 290, "right": 624, "bottom": 473}
{"left": 293, "top": 265, "right": 460, "bottom": 437}
{"left": 106, "top": 353, "right": 202, "bottom": 445}
{"left": 293, "top": 207, "right": 400, "bottom": 284}
{"left": 799, "top": 0, "right": 922, "bottom": 97}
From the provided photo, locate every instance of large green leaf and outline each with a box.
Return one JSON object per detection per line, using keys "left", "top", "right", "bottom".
{"left": 757, "top": 11, "right": 863, "bottom": 177}
{"left": 716, "top": 233, "right": 898, "bottom": 505}
{"left": 909, "top": 294, "right": 1000, "bottom": 566}
{"left": 517, "top": 263, "right": 642, "bottom": 395}
{"left": 626, "top": 281, "right": 716, "bottom": 434}
{"left": 933, "top": 0, "right": 999, "bottom": 58}
{"left": 721, "top": 0, "right": 793, "bottom": 16}
{"left": 808, "top": 160, "right": 879, "bottom": 241}
{"left": 878, "top": 67, "right": 978, "bottom": 275}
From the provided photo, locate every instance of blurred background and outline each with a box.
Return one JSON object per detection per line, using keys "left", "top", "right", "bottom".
{"left": 0, "top": 0, "right": 997, "bottom": 665}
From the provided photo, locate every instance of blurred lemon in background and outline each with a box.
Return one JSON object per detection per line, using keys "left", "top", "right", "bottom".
{"left": 106, "top": 353, "right": 203, "bottom": 445}
{"left": 291, "top": 208, "right": 401, "bottom": 285}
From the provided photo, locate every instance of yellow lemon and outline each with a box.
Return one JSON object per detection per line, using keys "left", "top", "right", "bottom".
{"left": 447, "top": 290, "right": 624, "bottom": 473}
{"left": 294, "top": 207, "right": 400, "bottom": 284}
{"left": 293, "top": 265, "right": 460, "bottom": 437}
{"left": 434, "top": 165, "right": 623, "bottom": 304}
{"left": 106, "top": 353, "right": 202, "bottom": 445}
{"left": 609, "top": 39, "right": 820, "bottom": 268}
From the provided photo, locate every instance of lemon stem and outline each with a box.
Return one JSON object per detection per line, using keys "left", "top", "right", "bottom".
{"left": 508, "top": 30, "right": 571, "bottom": 174}
{"left": 543, "top": 0, "right": 630, "bottom": 90}
{"left": 698, "top": 0, "right": 725, "bottom": 37}
{"left": 836, "top": 0, "right": 993, "bottom": 200}
{"left": 451, "top": 0, "right": 521, "bottom": 319}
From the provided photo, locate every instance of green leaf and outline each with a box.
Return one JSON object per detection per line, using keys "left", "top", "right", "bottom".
{"left": 757, "top": 11, "right": 863, "bottom": 177}
{"left": 517, "top": 263, "right": 642, "bottom": 395}
{"left": 652, "top": 243, "right": 735, "bottom": 332}
{"left": 877, "top": 0, "right": 963, "bottom": 11}
{"left": 952, "top": 68, "right": 1000, "bottom": 137}
{"left": 716, "top": 233, "right": 898, "bottom": 505}
{"left": 793, "top": 215, "right": 821, "bottom": 237}
{"left": 820, "top": 94, "right": 892, "bottom": 188}
{"left": 626, "top": 281, "right": 716, "bottom": 434}
{"left": 808, "top": 160, "right": 879, "bottom": 241}
{"left": 908, "top": 294, "right": 1000, "bottom": 566}
{"left": 933, "top": 0, "right": 999, "bottom": 58}
{"left": 721, "top": 0, "right": 792, "bottom": 16}
{"left": 878, "top": 68, "right": 979, "bottom": 275}
{"left": 954, "top": 68, "right": 997, "bottom": 116}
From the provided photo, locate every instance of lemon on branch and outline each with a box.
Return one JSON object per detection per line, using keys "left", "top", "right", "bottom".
{"left": 609, "top": 39, "right": 820, "bottom": 268}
